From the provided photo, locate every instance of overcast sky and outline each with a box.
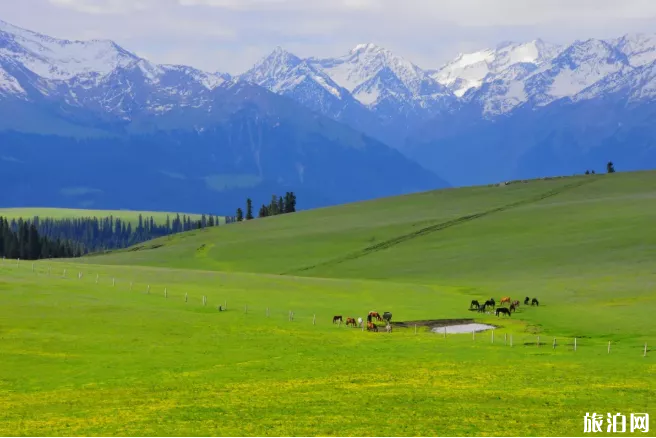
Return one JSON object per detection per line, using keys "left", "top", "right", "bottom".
{"left": 3, "top": 0, "right": 656, "bottom": 74}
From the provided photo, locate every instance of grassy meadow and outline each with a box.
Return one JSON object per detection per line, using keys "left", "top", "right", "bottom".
{"left": 1, "top": 171, "right": 655, "bottom": 436}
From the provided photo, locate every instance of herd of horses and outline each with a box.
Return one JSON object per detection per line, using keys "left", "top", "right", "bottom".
{"left": 332, "top": 311, "right": 393, "bottom": 333}
{"left": 470, "top": 296, "right": 540, "bottom": 317}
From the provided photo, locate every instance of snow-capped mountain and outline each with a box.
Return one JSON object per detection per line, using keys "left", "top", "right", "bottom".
{"left": 309, "top": 43, "right": 453, "bottom": 111}
{"left": 0, "top": 19, "right": 446, "bottom": 213}
{"left": 3, "top": 17, "right": 656, "bottom": 200}
{"left": 431, "top": 39, "right": 562, "bottom": 97}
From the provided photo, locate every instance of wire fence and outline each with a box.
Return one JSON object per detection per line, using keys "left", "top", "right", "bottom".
{"left": 1, "top": 257, "right": 651, "bottom": 358}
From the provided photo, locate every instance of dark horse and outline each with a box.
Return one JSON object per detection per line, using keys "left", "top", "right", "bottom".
{"left": 524, "top": 296, "right": 530, "bottom": 305}
{"left": 509, "top": 303, "right": 516, "bottom": 313}
{"left": 367, "top": 322, "right": 378, "bottom": 332}
{"left": 383, "top": 312, "right": 392, "bottom": 322}
{"left": 477, "top": 304, "right": 487, "bottom": 313}
{"left": 495, "top": 308, "right": 511, "bottom": 317}
{"left": 483, "top": 299, "right": 495, "bottom": 309}
{"left": 333, "top": 315, "right": 343, "bottom": 324}
{"left": 470, "top": 300, "right": 480, "bottom": 309}
{"left": 531, "top": 298, "right": 539, "bottom": 306}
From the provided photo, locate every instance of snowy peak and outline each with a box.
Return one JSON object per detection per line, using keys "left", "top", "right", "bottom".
{"left": 309, "top": 43, "right": 452, "bottom": 108}
{"left": 613, "top": 33, "right": 656, "bottom": 67}
{"left": 432, "top": 39, "right": 561, "bottom": 97}
{"left": 0, "top": 19, "right": 138, "bottom": 80}
{"left": 240, "top": 47, "right": 302, "bottom": 86}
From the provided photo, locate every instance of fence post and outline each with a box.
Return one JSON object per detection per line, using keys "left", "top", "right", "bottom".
{"left": 78, "top": 272, "right": 82, "bottom": 280}
{"left": 164, "top": 288, "right": 167, "bottom": 298}
{"left": 608, "top": 341, "right": 611, "bottom": 354}
{"left": 203, "top": 296, "right": 207, "bottom": 306}
{"left": 491, "top": 330, "right": 494, "bottom": 343}
{"left": 645, "top": 343, "right": 648, "bottom": 358}
{"left": 553, "top": 338, "right": 556, "bottom": 349}
{"left": 504, "top": 333, "right": 507, "bottom": 346}
{"left": 574, "top": 337, "right": 577, "bottom": 352}
{"left": 32, "top": 263, "right": 34, "bottom": 272}
{"left": 224, "top": 300, "right": 227, "bottom": 310}
{"left": 313, "top": 314, "right": 316, "bottom": 325}
{"left": 63, "top": 269, "right": 66, "bottom": 277}
{"left": 510, "top": 334, "right": 513, "bottom": 347}
{"left": 112, "top": 278, "right": 115, "bottom": 287}
{"left": 537, "top": 336, "right": 540, "bottom": 347}
{"left": 130, "top": 282, "right": 133, "bottom": 291}
{"left": 17, "top": 258, "right": 19, "bottom": 266}
{"left": 96, "top": 274, "right": 99, "bottom": 284}
{"left": 415, "top": 324, "right": 417, "bottom": 335}
{"left": 443, "top": 327, "right": 446, "bottom": 339}
{"left": 147, "top": 285, "right": 150, "bottom": 294}
{"left": 244, "top": 305, "right": 248, "bottom": 314}
{"left": 185, "top": 293, "right": 188, "bottom": 303}
{"left": 472, "top": 330, "right": 475, "bottom": 341}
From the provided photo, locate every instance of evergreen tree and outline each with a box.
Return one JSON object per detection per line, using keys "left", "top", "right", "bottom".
{"left": 607, "top": 161, "right": 616, "bottom": 173}
{"left": 258, "top": 205, "right": 269, "bottom": 218}
{"left": 246, "top": 198, "right": 254, "bottom": 220}
{"left": 236, "top": 208, "right": 244, "bottom": 222}
{"left": 277, "top": 196, "right": 285, "bottom": 214}
{"left": 269, "top": 195, "right": 279, "bottom": 215}
{"left": 208, "top": 215, "right": 215, "bottom": 227}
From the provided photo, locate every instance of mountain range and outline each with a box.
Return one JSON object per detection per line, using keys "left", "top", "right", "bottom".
{"left": 1, "top": 18, "right": 656, "bottom": 212}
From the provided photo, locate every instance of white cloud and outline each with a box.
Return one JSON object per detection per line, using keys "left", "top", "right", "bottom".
{"left": 4, "top": 0, "right": 656, "bottom": 74}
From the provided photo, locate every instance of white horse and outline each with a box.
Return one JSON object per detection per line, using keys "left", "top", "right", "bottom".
{"left": 385, "top": 323, "right": 392, "bottom": 333}
{"left": 357, "top": 317, "right": 363, "bottom": 328}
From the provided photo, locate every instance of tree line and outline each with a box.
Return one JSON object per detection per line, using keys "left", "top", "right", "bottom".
{"left": 0, "top": 213, "right": 224, "bottom": 258}
{"left": 0, "top": 216, "right": 82, "bottom": 260}
{"left": 235, "top": 192, "right": 297, "bottom": 221}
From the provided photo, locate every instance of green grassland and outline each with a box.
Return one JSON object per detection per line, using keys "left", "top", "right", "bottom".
{"left": 1, "top": 171, "right": 655, "bottom": 436}
{"left": 0, "top": 207, "right": 212, "bottom": 225}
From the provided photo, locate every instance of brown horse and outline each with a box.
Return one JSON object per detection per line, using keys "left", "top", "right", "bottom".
{"left": 346, "top": 317, "right": 357, "bottom": 327}
{"left": 509, "top": 303, "right": 517, "bottom": 313}
{"left": 500, "top": 296, "right": 511, "bottom": 305}
{"left": 333, "top": 315, "right": 343, "bottom": 324}
{"left": 368, "top": 311, "right": 383, "bottom": 322}
{"left": 367, "top": 321, "right": 378, "bottom": 332}
{"left": 511, "top": 300, "right": 520, "bottom": 307}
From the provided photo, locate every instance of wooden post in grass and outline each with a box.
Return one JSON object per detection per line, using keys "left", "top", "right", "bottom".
{"left": 164, "top": 288, "right": 167, "bottom": 299}
{"left": 185, "top": 293, "right": 188, "bottom": 303}
{"left": 203, "top": 296, "right": 207, "bottom": 306}
{"left": 472, "top": 330, "right": 475, "bottom": 341}
{"left": 504, "top": 333, "right": 507, "bottom": 345}
{"left": 63, "top": 269, "right": 66, "bottom": 277}
{"left": 444, "top": 327, "right": 447, "bottom": 339}
{"left": 491, "top": 330, "right": 494, "bottom": 343}
{"left": 32, "top": 263, "right": 34, "bottom": 272}
{"left": 313, "top": 314, "right": 316, "bottom": 325}
{"left": 415, "top": 324, "right": 417, "bottom": 335}
{"left": 130, "top": 282, "right": 133, "bottom": 291}
{"left": 537, "top": 336, "right": 540, "bottom": 347}
{"left": 645, "top": 343, "right": 647, "bottom": 357}
{"left": 17, "top": 258, "right": 19, "bottom": 266}
{"left": 553, "top": 338, "right": 556, "bottom": 349}
{"left": 244, "top": 305, "right": 247, "bottom": 314}
{"left": 224, "top": 300, "right": 227, "bottom": 310}
{"left": 574, "top": 337, "right": 577, "bottom": 352}
{"left": 95, "top": 274, "right": 99, "bottom": 284}
{"left": 112, "top": 278, "right": 115, "bottom": 287}
{"left": 510, "top": 334, "right": 513, "bottom": 347}
{"left": 147, "top": 285, "right": 150, "bottom": 294}
{"left": 608, "top": 341, "right": 611, "bottom": 354}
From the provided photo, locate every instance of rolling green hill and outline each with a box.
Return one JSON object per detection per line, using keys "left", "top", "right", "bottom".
{"left": 2, "top": 171, "right": 655, "bottom": 436}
